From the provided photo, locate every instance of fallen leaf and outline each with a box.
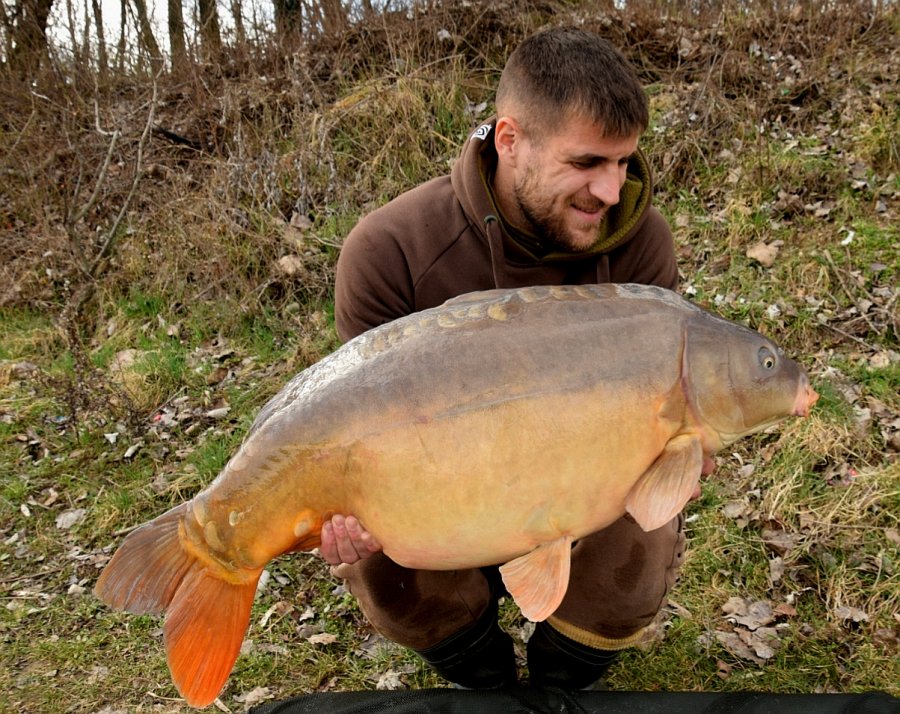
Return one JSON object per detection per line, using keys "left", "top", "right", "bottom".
{"left": 873, "top": 628, "right": 898, "bottom": 648}
{"left": 42, "top": 488, "right": 59, "bottom": 507}
{"left": 87, "top": 665, "right": 109, "bottom": 684}
{"left": 723, "top": 501, "right": 749, "bottom": 519}
{"left": 734, "top": 600, "right": 775, "bottom": 630}
{"left": 769, "top": 557, "right": 785, "bottom": 585}
{"left": 722, "top": 596, "right": 748, "bottom": 617}
{"left": 234, "top": 686, "right": 272, "bottom": 706}
{"left": 762, "top": 528, "right": 799, "bottom": 556}
{"left": 834, "top": 605, "right": 869, "bottom": 624}
{"left": 55, "top": 509, "right": 86, "bottom": 530}
{"left": 714, "top": 630, "right": 762, "bottom": 663}
{"left": 774, "top": 602, "right": 797, "bottom": 618}
{"left": 375, "top": 669, "right": 405, "bottom": 690}
{"left": 318, "top": 676, "right": 338, "bottom": 692}
{"left": 716, "top": 659, "right": 732, "bottom": 679}
{"left": 746, "top": 241, "right": 779, "bottom": 268}
{"left": 110, "top": 349, "right": 140, "bottom": 371}
{"left": 745, "top": 626, "right": 781, "bottom": 659}
{"left": 206, "top": 366, "right": 229, "bottom": 385}
{"left": 307, "top": 632, "right": 338, "bottom": 646}
{"left": 276, "top": 255, "right": 306, "bottom": 277}
{"left": 355, "top": 633, "right": 396, "bottom": 660}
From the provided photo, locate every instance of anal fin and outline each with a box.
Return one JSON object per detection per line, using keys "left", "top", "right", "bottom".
{"left": 499, "top": 536, "right": 573, "bottom": 622}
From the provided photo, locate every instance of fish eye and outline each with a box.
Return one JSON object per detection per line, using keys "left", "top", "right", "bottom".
{"left": 758, "top": 346, "right": 777, "bottom": 370}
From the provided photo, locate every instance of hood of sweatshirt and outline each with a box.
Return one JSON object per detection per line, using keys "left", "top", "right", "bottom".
{"left": 450, "top": 118, "right": 655, "bottom": 270}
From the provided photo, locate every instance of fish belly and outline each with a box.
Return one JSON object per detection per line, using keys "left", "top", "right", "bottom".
{"left": 338, "top": 385, "right": 678, "bottom": 569}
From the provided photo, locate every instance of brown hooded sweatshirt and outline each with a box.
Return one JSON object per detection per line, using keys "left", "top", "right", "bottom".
{"left": 335, "top": 118, "right": 677, "bottom": 341}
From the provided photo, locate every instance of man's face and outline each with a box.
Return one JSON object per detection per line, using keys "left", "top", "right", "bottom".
{"left": 511, "top": 115, "right": 640, "bottom": 253}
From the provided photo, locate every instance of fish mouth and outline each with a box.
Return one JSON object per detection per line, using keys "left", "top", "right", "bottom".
{"left": 793, "top": 376, "right": 819, "bottom": 417}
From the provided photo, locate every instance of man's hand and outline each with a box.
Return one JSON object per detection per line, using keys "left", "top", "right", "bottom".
{"left": 320, "top": 514, "right": 383, "bottom": 565}
{"left": 690, "top": 455, "right": 717, "bottom": 501}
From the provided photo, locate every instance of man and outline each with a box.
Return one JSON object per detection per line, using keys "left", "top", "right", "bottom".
{"left": 321, "top": 26, "right": 690, "bottom": 690}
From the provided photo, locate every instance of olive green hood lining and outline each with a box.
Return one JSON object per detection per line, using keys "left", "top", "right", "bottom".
{"left": 476, "top": 136, "right": 654, "bottom": 263}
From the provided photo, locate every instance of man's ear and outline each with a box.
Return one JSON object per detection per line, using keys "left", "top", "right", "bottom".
{"left": 494, "top": 116, "right": 522, "bottom": 165}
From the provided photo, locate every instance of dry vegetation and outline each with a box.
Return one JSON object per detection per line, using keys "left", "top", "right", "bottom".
{"left": 0, "top": 1, "right": 898, "bottom": 711}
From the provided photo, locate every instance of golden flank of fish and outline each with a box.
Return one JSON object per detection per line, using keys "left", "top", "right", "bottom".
{"left": 94, "top": 283, "right": 818, "bottom": 707}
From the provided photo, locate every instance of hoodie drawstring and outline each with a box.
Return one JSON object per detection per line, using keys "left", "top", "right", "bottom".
{"left": 596, "top": 254, "right": 611, "bottom": 284}
{"left": 485, "top": 214, "right": 614, "bottom": 289}
{"left": 483, "top": 214, "right": 506, "bottom": 289}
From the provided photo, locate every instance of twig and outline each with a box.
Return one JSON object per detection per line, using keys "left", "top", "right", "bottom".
{"left": 822, "top": 322, "right": 880, "bottom": 353}
{"left": 0, "top": 566, "right": 68, "bottom": 586}
{"left": 87, "top": 74, "right": 159, "bottom": 279}
{"left": 69, "top": 125, "right": 120, "bottom": 244}
{"left": 822, "top": 248, "right": 881, "bottom": 337}
{"left": 112, "top": 522, "right": 143, "bottom": 537}
{"left": 151, "top": 125, "right": 203, "bottom": 151}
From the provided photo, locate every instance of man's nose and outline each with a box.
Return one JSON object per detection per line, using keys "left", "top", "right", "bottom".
{"left": 587, "top": 166, "right": 622, "bottom": 206}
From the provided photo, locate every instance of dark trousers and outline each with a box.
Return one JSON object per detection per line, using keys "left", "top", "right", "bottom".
{"left": 333, "top": 514, "right": 685, "bottom": 686}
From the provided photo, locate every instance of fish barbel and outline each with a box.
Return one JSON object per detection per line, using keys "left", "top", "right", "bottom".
{"left": 94, "top": 283, "right": 818, "bottom": 707}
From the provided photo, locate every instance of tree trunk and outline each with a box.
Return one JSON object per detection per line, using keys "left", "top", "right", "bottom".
{"left": 197, "top": 0, "right": 222, "bottom": 60}
{"left": 320, "top": 0, "right": 347, "bottom": 36}
{"left": 61, "top": 0, "right": 84, "bottom": 68}
{"left": 90, "top": 0, "right": 108, "bottom": 78}
{"left": 273, "top": 0, "right": 302, "bottom": 48}
{"left": 131, "top": 0, "right": 163, "bottom": 73}
{"left": 8, "top": 0, "right": 55, "bottom": 75}
{"left": 229, "top": 0, "right": 246, "bottom": 49}
{"left": 0, "top": 1, "right": 11, "bottom": 61}
{"left": 167, "top": 0, "right": 188, "bottom": 70}
{"left": 115, "top": 0, "right": 126, "bottom": 72}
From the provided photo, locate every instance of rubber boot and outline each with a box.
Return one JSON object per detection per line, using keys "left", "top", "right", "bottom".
{"left": 527, "top": 620, "right": 618, "bottom": 689}
{"left": 414, "top": 597, "right": 516, "bottom": 689}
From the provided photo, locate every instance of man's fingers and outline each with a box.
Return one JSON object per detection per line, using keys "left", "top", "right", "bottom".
{"left": 318, "top": 514, "right": 384, "bottom": 565}
{"left": 345, "top": 515, "right": 382, "bottom": 555}
{"left": 330, "top": 514, "right": 360, "bottom": 564}
{"left": 320, "top": 521, "right": 340, "bottom": 565}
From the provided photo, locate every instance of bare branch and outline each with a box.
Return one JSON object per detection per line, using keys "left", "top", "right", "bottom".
{"left": 87, "top": 74, "right": 158, "bottom": 278}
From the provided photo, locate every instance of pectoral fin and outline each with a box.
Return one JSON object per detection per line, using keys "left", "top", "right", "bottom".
{"left": 626, "top": 434, "right": 703, "bottom": 532}
{"left": 499, "top": 535, "right": 573, "bottom": 622}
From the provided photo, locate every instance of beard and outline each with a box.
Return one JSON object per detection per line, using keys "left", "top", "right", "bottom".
{"left": 513, "top": 163, "right": 606, "bottom": 254}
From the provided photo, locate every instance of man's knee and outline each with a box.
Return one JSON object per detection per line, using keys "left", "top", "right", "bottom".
{"left": 554, "top": 514, "right": 686, "bottom": 639}
{"left": 334, "top": 554, "right": 493, "bottom": 650}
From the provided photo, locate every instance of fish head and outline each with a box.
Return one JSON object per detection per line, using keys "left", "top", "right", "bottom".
{"left": 682, "top": 313, "right": 818, "bottom": 448}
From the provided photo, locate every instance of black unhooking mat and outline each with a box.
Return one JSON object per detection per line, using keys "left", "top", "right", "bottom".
{"left": 250, "top": 687, "right": 899, "bottom": 714}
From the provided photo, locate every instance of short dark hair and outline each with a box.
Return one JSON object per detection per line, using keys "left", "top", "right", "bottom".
{"left": 496, "top": 27, "right": 649, "bottom": 140}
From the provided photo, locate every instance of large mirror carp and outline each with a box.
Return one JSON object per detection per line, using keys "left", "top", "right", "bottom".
{"left": 95, "top": 283, "right": 818, "bottom": 707}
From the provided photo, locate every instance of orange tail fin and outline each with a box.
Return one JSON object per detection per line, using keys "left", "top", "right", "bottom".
{"left": 94, "top": 503, "right": 261, "bottom": 708}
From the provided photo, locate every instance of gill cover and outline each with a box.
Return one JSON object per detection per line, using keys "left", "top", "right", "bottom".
{"left": 682, "top": 313, "right": 805, "bottom": 445}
